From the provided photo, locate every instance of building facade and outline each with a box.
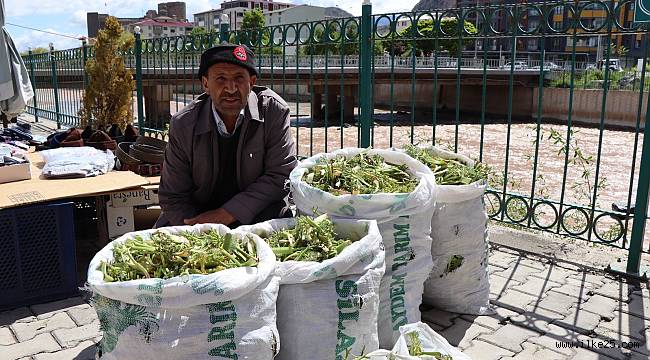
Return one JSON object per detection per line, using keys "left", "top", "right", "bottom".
{"left": 193, "top": 0, "right": 293, "bottom": 32}
{"left": 127, "top": 18, "right": 194, "bottom": 39}
{"left": 87, "top": 1, "right": 190, "bottom": 38}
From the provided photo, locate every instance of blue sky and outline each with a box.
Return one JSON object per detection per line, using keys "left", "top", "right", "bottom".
{"left": 4, "top": 0, "right": 419, "bottom": 51}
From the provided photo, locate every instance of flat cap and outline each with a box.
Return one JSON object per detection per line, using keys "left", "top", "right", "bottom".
{"left": 198, "top": 43, "right": 257, "bottom": 78}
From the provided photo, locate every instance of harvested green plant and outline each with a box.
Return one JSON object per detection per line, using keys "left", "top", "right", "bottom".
{"left": 303, "top": 152, "right": 419, "bottom": 195}
{"left": 403, "top": 145, "right": 488, "bottom": 185}
{"left": 406, "top": 331, "right": 453, "bottom": 359}
{"left": 99, "top": 230, "right": 257, "bottom": 282}
{"left": 263, "top": 214, "right": 354, "bottom": 262}
{"left": 444, "top": 255, "right": 464, "bottom": 275}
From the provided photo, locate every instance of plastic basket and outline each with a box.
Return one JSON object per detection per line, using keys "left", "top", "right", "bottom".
{"left": 0, "top": 202, "right": 78, "bottom": 310}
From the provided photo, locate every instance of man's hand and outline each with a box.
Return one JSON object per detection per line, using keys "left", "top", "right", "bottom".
{"left": 184, "top": 208, "right": 236, "bottom": 226}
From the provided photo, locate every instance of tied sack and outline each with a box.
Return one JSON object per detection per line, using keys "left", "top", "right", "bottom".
{"left": 236, "top": 218, "right": 385, "bottom": 360}
{"left": 87, "top": 224, "right": 279, "bottom": 360}
{"left": 361, "top": 322, "right": 471, "bottom": 360}
{"left": 290, "top": 148, "right": 436, "bottom": 347}
{"left": 414, "top": 147, "right": 492, "bottom": 315}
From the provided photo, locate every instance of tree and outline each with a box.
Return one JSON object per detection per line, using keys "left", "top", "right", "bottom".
{"left": 300, "top": 23, "right": 384, "bottom": 56}
{"left": 20, "top": 47, "right": 48, "bottom": 56}
{"left": 78, "top": 16, "right": 135, "bottom": 129}
{"left": 386, "top": 18, "right": 477, "bottom": 57}
{"left": 237, "top": 9, "right": 282, "bottom": 55}
{"left": 190, "top": 27, "right": 208, "bottom": 37}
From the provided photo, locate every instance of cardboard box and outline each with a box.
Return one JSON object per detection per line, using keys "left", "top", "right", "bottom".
{"left": 105, "top": 185, "right": 160, "bottom": 239}
{"left": 0, "top": 154, "right": 32, "bottom": 184}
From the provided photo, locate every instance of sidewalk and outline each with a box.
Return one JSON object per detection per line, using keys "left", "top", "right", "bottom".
{"left": 0, "top": 241, "right": 648, "bottom": 360}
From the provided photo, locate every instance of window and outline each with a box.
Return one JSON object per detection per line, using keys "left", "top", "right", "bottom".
{"left": 238, "top": 12, "right": 244, "bottom": 17}
{"left": 637, "top": 39, "right": 642, "bottom": 48}
{"left": 554, "top": 7, "right": 563, "bottom": 15}
{"left": 171, "top": 29, "right": 175, "bottom": 33}
{"left": 198, "top": 20, "right": 205, "bottom": 26}
{"left": 163, "top": 27, "right": 168, "bottom": 30}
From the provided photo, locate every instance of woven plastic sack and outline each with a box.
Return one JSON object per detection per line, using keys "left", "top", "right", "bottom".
{"left": 87, "top": 224, "right": 279, "bottom": 359}
{"left": 236, "top": 218, "right": 385, "bottom": 360}
{"left": 290, "top": 148, "right": 436, "bottom": 347}
{"left": 362, "top": 322, "right": 471, "bottom": 360}
{"left": 409, "top": 147, "right": 492, "bottom": 315}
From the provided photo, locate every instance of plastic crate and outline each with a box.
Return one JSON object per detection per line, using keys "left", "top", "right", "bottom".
{"left": 0, "top": 202, "right": 78, "bottom": 310}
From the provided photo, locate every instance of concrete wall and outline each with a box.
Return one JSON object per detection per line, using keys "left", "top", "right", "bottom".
{"left": 372, "top": 82, "right": 535, "bottom": 118}
{"left": 533, "top": 88, "right": 647, "bottom": 128}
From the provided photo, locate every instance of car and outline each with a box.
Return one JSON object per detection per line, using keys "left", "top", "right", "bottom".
{"left": 501, "top": 60, "right": 528, "bottom": 70}
{"left": 543, "top": 62, "right": 563, "bottom": 71}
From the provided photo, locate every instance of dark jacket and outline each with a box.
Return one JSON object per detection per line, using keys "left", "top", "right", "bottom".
{"left": 157, "top": 86, "right": 297, "bottom": 226}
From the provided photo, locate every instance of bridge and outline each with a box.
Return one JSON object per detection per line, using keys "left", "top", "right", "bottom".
{"left": 29, "top": 55, "right": 547, "bottom": 126}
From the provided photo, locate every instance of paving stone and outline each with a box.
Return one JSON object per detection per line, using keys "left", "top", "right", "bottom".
{"left": 595, "top": 311, "right": 647, "bottom": 341}
{"left": 51, "top": 321, "right": 100, "bottom": 348}
{"left": 567, "top": 271, "right": 606, "bottom": 286}
{"left": 501, "top": 341, "right": 568, "bottom": 360}
{"left": 531, "top": 291, "right": 581, "bottom": 315}
{"left": 0, "top": 326, "right": 16, "bottom": 346}
{"left": 494, "top": 289, "right": 540, "bottom": 311}
{"left": 554, "top": 306, "right": 603, "bottom": 335}
{"left": 512, "top": 276, "right": 563, "bottom": 297}
{"left": 492, "top": 264, "right": 541, "bottom": 283}
{"left": 11, "top": 312, "right": 77, "bottom": 342}
{"left": 529, "top": 323, "right": 582, "bottom": 356}
{"left": 510, "top": 308, "right": 564, "bottom": 333}
{"left": 552, "top": 277, "right": 599, "bottom": 298}
{"left": 488, "top": 251, "right": 521, "bottom": 269}
{"left": 33, "top": 340, "right": 96, "bottom": 360}
{"left": 0, "top": 332, "right": 61, "bottom": 359}
{"left": 530, "top": 266, "right": 576, "bottom": 284}
{"left": 478, "top": 324, "right": 539, "bottom": 353}
{"left": 623, "top": 293, "right": 650, "bottom": 321}
{"left": 571, "top": 348, "right": 620, "bottom": 360}
{"left": 463, "top": 340, "right": 515, "bottom": 360}
{"left": 66, "top": 306, "right": 98, "bottom": 326}
{"left": 0, "top": 307, "right": 35, "bottom": 325}
{"left": 461, "top": 306, "right": 518, "bottom": 330}
{"left": 592, "top": 281, "right": 632, "bottom": 302}
{"left": 440, "top": 318, "right": 492, "bottom": 350}
{"left": 579, "top": 294, "right": 619, "bottom": 320}
{"left": 516, "top": 257, "right": 551, "bottom": 271}
{"left": 420, "top": 308, "right": 460, "bottom": 329}
{"left": 31, "top": 298, "right": 87, "bottom": 320}
{"left": 489, "top": 273, "right": 520, "bottom": 300}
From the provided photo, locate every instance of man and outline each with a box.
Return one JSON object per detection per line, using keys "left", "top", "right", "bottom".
{"left": 156, "top": 43, "right": 297, "bottom": 227}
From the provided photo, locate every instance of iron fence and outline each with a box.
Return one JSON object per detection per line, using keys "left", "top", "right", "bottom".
{"left": 21, "top": 0, "right": 650, "bottom": 275}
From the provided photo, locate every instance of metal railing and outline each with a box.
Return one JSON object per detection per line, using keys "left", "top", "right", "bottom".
{"left": 21, "top": 0, "right": 650, "bottom": 276}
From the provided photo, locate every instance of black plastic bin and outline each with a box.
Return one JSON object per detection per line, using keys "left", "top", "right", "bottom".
{"left": 0, "top": 202, "right": 78, "bottom": 310}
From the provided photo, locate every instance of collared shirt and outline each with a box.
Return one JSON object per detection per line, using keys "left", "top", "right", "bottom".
{"left": 212, "top": 104, "right": 245, "bottom": 138}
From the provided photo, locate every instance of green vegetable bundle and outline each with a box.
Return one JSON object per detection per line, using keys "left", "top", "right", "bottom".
{"left": 403, "top": 145, "right": 487, "bottom": 186}
{"left": 263, "top": 214, "right": 354, "bottom": 262}
{"left": 406, "top": 332, "right": 453, "bottom": 359}
{"left": 99, "top": 230, "right": 258, "bottom": 282}
{"left": 302, "top": 152, "right": 419, "bottom": 195}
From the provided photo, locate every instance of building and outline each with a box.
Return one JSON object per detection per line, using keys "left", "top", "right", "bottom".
{"left": 193, "top": 0, "right": 293, "bottom": 32}
{"left": 158, "top": 2, "right": 187, "bottom": 21}
{"left": 264, "top": 4, "right": 350, "bottom": 26}
{"left": 87, "top": 13, "right": 142, "bottom": 38}
{"left": 127, "top": 17, "right": 194, "bottom": 39}
{"left": 87, "top": 2, "right": 189, "bottom": 38}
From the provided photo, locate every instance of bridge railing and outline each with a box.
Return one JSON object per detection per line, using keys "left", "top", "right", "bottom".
{"left": 21, "top": 0, "right": 650, "bottom": 276}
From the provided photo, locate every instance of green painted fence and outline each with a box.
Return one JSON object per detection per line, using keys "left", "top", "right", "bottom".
{"left": 22, "top": 0, "right": 650, "bottom": 276}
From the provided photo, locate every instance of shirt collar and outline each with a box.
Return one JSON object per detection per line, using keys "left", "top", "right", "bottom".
{"left": 212, "top": 104, "right": 245, "bottom": 138}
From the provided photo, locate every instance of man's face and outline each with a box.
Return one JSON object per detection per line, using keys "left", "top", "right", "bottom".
{"left": 202, "top": 62, "right": 256, "bottom": 119}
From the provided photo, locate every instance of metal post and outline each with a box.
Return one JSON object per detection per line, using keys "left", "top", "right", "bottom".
{"left": 49, "top": 43, "right": 61, "bottom": 129}
{"left": 359, "top": 0, "right": 372, "bottom": 148}
{"left": 626, "top": 79, "right": 650, "bottom": 277}
{"left": 134, "top": 27, "right": 145, "bottom": 135}
{"left": 220, "top": 14, "right": 230, "bottom": 43}
{"left": 28, "top": 48, "right": 38, "bottom": 123}
{"left": 81, "top": 38, "right": 90, "bottom": 126}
